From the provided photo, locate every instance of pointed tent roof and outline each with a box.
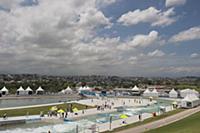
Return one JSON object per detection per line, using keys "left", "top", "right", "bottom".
{"left": 152, "top": 89, "right": 158, "bottom": 93}
{"left": 132, "top": 85, "right": 140, "bottom": 91}
{"left": 169, "top": 88, "right": 177, "bottom": 94}
{"left": 60, "top": 90, "right": 65, "bottom": 93}
{"left": 85, "top": 86, "right": 91, "bottom": 91}
{"left": 144, "top": 88, "right": 150, "bottom": 93}
{"left": 1, "top": 86, "right": 8, "bottom": 92}
{"left": 78, "top": 86, "right": 83, "bottom": 91}
{"left": 182, "top": 94, "right": 199, "bottom": 102}
{"left": 180, "top": 88, "right": 193, "bottom": 93}
{"left": 17, "top": 86, "right": 24, "bottom": 91}
{"left": 65, "top": 86, "right": 72, "bottom": 91}
{"left": 36, "top": 86, "right": 44, "bottom": 91}
{"left": 26, "top": 86, "right": 33, "bottom": 91}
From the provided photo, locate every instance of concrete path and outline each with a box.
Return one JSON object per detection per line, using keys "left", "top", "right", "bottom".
{"left": 118, "top": 106, "right": 200, "bottom": 133}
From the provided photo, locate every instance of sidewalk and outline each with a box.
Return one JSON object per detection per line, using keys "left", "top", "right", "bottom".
{"left": 118, "top": 106, "right": 200, "bottom": 133}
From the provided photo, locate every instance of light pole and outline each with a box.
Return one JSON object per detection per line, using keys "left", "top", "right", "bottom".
{"left": 109, "top": 116, "right": 112, "bottom": 131}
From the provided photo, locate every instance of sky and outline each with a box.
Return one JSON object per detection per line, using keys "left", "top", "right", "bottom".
{"left": 0, "top": 0, "right": 199, "bottom": 77}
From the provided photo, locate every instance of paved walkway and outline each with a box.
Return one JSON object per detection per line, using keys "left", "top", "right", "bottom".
{"left": 118, "top": 106, "right": 200, "bottom": 133}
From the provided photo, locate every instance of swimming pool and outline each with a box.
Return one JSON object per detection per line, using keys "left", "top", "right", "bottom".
{"left": 0, "top": 99, "right": 173, "bottom": 133}
{"left": 0, "top": 97, "right": 80, "bottom": 108}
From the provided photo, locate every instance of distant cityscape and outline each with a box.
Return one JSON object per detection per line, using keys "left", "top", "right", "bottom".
{"left": 0, "top": 74, "right": 199, "bottom": 93}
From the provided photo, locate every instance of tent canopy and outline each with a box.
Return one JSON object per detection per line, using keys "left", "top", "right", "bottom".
{"left": 169, "top": 89, "right": 177, "bottom": 94}
{"left": 132, "top": 85, "right": 140, "bottom": 91}
{"left": 144, "top": 88, "right": 150, "bottom": 93}
{"left": 17, "top": 86, "right": 24, "bottom": 91}
{"left": 26, "top": 86, "right": 33, "bottom": 91}
{"left": 36, "top": 86, "right": 44, "bottom": 91}
{"left": 152, "top": 89, "right": 158, "bottom": 93}
{"left": 57, "top": 109, "right": 65, "bottom": 113}
{"left": 1, "top": 86, "right": 8, "bottom": 92}
{"left": 120, "top": 114, "right": 128, "bottom": 119}
{"left": 65, "top": 86, "right": 72, "bottom": 91}
{"left": 182, "top": 94, "right": 199, "bottom": 102}
{"left": 72, "top": 108, "right": 79, "bottom": 112}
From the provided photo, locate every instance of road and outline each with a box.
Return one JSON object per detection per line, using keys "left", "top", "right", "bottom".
{"left": 118, "top": 106, "right": 200, "bottom": 133}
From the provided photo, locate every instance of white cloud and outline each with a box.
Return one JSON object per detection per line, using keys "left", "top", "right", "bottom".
{"left": 0, "top": 0, "right": 21, "bottom": 9}
{"left": 169, "top": 26, "right": 200, "bottom": 43}
{"left": 147, "top": 49, "right": 165, "bottom": 57}
{"left": 96, "top": 0, "right": 117, "bottom": 8}
{"left": 190, "top": 53, "right": 199, "bottom": 58}
{"left": 165, "top": 0, "right": 186, "bottom": 7}
{"left": 117, "top": 30, "right": 164, "bottom": 50}
{"left": 118, "top": 7, "right": 177, "bottom": 27}
{"left": 160, "top": 66, "right": 200, "bottom": 73}
{"left": 0, "top": 0, "right": 120, "bottom": 74}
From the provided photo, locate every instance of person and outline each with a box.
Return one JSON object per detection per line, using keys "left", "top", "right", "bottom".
{"left": 65, "top": 112, "right": 68, "bottom": 118}
{"left": 82, "top": 110, "right": 85, "bottom": 114}
{"left": 3, "top": 113, "right": 7, "bottom": 120}
{"left": 139, "top": 114, "right": 142, "bottom": 121}
{"left": 48, "top": 130, "right": 51, "bottom": 133}
{"left": 122, "top": 120, "right": 126, "bottom": 124}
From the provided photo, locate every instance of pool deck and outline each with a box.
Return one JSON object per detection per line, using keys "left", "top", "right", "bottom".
{"left": 0, "top": 102, "right": 65, "bottom": 111}
{"left": 0, "top": 98, "right": 174, "bottom": 133}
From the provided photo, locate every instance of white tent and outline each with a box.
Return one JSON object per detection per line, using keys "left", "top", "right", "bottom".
{"left": 151, "top": 89, "right": 159, "bottom": 97}
{"left": 181, "top": 94, "right": 200, "bottom": 108}
{"left": 17, "top": 86, "right": 25, "bottom": 95}
{"left": 59, "top": 89, "right": 65, "bottom": 94}
{"left": 36, "top": 86, "right": 44, "bottom": 95}
{"left": 85, "top": 86, "right": 92, "bottom": 91}
{"left": 169, "top": 88, "right": 178, "bottom": 98}
{"left": 25, "top": 86, "right": 33, "bottom": 95}
{"left": 65, "top": 86, "right": 72, "bottom": 92}
{"left": 143, "top": 89, "right": 151, "bottom": 97}
{"left": 1, "top": 86, "right": 9, "bottom": 95}
{"left": 60, "top": 86, "right": 73, "bottom": 94}
{"left": 132, "top": 85, "right": 140, "bottom": 91}
{"left": 78, "top": 86, "right": 83, "bottom": 92}
{"left": 180, "top": 89, "right": 199, "bottom": 98}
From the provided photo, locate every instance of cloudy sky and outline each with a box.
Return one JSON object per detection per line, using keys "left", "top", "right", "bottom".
{"left": 0, "top": 0, "right": 199, "bottom": 77}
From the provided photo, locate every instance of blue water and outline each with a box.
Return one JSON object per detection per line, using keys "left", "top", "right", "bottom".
{"left": 0, "top": 97, "right": 80, "bottom": 108}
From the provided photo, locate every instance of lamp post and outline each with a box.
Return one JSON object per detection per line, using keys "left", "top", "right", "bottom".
{"left": 109, "top": 116, "right": 112, "bottom": 131}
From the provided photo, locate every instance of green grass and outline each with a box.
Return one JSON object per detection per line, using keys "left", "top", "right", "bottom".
{"left": 0, "top": 103, "right": 93, "bottom": 117}
{"left": 145, "top": 110, "right": 200, "bottom": 133}
{"left": 103, "top": 109, "right": 184, "bottom": 133}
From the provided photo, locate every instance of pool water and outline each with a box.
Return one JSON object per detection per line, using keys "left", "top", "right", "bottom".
{"left": 0, "top": 97, "right": 80, "bottom": 108}
{"left": 0, "top": 99, "right": 172, "bottom": 133}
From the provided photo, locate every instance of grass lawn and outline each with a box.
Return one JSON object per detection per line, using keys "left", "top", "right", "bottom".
{"left": 0, "top": 103, "right": 93, "bottom": 117}
{"left": 103, "top": 109, "right": 184, "bottom": 133}
{"left": 145, "top": 110, "right": 200, "bottom": 133}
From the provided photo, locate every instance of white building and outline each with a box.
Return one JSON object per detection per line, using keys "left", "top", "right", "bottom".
{"left": 180, "top": 89, "right": 199, "bottom": 98}
{"left": 1, "top": 86, "right": 9, "bottom": 95}
{"left": 17, "top": 86, "right": 25, "bottom": 95}
{"left": 25, "top": 86, "right": 33, "bottom": 95}
{"left": 169, "top": 88, "right": 178, "bottom": 98}
{"left": 36, "top": 86, "right": 44, "bottom": 95}
{"left": 181, "top": 94, "right": 200, "bottom": 108}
